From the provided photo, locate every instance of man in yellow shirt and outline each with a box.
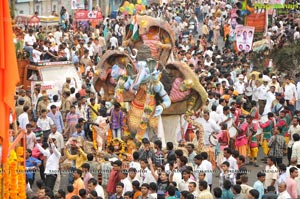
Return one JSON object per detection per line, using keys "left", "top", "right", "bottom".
{"left": 72, "top": 169, "right": 85, "bottom": 195}
{"left": 88, "top": 98, "right": 100, "bottom": 122}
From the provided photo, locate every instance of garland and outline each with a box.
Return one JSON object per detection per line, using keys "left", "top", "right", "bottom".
{"left": 0, "top": 146, "right": 26, "bottom": 198}
{"left": 92, "top": 126, "right": 98, "bottom": 150}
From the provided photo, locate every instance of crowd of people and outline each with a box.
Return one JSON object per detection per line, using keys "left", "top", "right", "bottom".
{"left": 11, "top": 0, "right": 300, "bottom": 199}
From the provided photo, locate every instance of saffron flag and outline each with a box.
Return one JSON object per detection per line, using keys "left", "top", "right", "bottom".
{"left": 0, "top": 0, "right": 20, "bottom": 163}
{"left": 129, "top": 15, "right": 139, "bottom": 41}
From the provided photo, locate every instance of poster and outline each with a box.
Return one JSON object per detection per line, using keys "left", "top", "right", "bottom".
{"left": 236, "top": 26, "right": 255, "bottom": 52}
{"left": 71, "top": 0, "right": 85, "bottom": 9}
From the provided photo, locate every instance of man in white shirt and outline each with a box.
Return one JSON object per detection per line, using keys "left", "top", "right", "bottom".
{"left": 137, "top": 159, "right": 156, "bottom": 184}
{"left": 48, "top": 125, "right": 64, "bottom": 153}
{"left": 265, "top": 157, "right": 278, "bottom": 188}
{"left": 54, "top": 27, "right": 62, "bottom": 45}
{"left": 18, "top": 105, "right": 30, "bottom": 130}
{"left": 195, "top": 111, "right": 220, "bottom": 146}
{"left": 34, "top": 137, "right": 61, "bottom": 190}
{"left": 223, "top": 148, "right": 239, "bottom": 174}
{"left": 109, "top": 34, "right": 118, "bottom": 49}
{"left": 200, "top": 151, "right": 213, "bottom": 189}
{"left": 37, "top": 109, "right": 54, "bottom": 142}
{"left": 288, "top": 118, "right": 300, "bottom": 164}
{"left": 120, "top": 170, "right": 133, "bottom": 195}
{"left": 285, "top": 77, "right": 297, "bottom": 113}
{"left": 32, "top": 44, "right": 42, "bottom": 63}
{"left": 263, "top": 86, "right": 276, "bottom": 115}
{"left": 277, "top": 182, "right": 292, "bottom": 199}
{"left": 234, "top": 75, "right": 245, "bottom": 95}
{"left": 24, "top": 29, "right": 36, "bottom": 62}
{"left": 291, "top": 133, "right": 300, "bottom": 166}
{"left": 87, "top": 178, "right": 105, "bottom": 198}
{"left": 216, "top": 98, "right": 226, "bottom": 115}
{"left": 257, "top": 79, "right": 269, "bottom": 115}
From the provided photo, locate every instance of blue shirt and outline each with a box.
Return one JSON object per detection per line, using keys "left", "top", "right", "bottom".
{"left": 72, "top": 130, "right": 85, "bottom": 139}
{"left": 47, "top": 111, "right": 64, "bottom": 133}
{"left": 26, "top": 156, "right": 41, "bottom": 179}
{"left": 253, "top": 180, "right": 264, "bottom": 199}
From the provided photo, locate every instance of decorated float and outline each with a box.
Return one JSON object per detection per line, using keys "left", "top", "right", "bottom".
{"left": 93, "top": 15, "right": 208, "bottom": 151}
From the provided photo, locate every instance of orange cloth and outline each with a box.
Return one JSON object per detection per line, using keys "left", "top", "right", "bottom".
{"left": 72, "top": 178, "right": 85, "bottom": 195}
{"left": 0, "top": 0, "right": 20, "bottom": 163}
{"left": 133, "top": 191, "right": 142, "bottom": 199}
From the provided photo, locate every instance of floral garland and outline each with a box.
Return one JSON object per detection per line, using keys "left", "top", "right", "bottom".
{"left": 0, "top": 146, "right": 26, "bottom": 198}
{"left": 108, "top": 138, "right": 127, "bottom": 157}
{"left": 92, "top": 126, "right": 98, "bottom": 150}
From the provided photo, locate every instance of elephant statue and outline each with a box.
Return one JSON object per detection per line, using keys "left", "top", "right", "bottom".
{"left": 94, "top": 15, "right": 207, "bottom": 142}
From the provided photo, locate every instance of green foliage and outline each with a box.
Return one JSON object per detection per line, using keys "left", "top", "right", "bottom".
{"left": 271, "top": 42, "right": 300, "bottom": 72}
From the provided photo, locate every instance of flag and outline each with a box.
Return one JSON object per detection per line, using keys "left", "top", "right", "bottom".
{"left": 129, "top": 15, "right": 139, "bottom": 41}
{"left": 0, "top": 0, "right": 20, "bottom": 163}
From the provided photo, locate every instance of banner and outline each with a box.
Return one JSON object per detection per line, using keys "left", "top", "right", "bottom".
{"left": 236, "top": 26, "right": 255, "bottom": 52}
{"left": 71, "top": 0, "right": 85, "bottom": 9}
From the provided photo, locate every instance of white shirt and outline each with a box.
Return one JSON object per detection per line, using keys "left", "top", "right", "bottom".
{"left": 18, "top": 112, "right": 29, "bottom": 130}
{"left": 196, "top": 118, "right": 220, "bottom": 145}
{"left": 49, "top": 132, "right": 64, "bottom": 152}
{"left": 32, "top": 49, "right": 42, "bottom": 62}
{"left": 24, "top": 34, "right": 36, "bottom": 46}
{"left": 277, "top": 190, "right": 291, "bottom": 199}
{"left": 257, "top": 84, "right": 269, "bottom": 100}
{"left": 263, "top": 91, "right": 276, "bottom": 115}
{"left": 202, "top": 160, "right": 213, "bottom": 184}
{"left": 36, "top": 143, "right": 61, "bottom": 174}
{"left": 234, "top": 81, "right": 245, "bottom": 94}
{"left": 265, "top": 164, "right": 278, "bottom": 187}
{"left": 178, "top": 178, "right": 194, "bottom": 192}
{"left": 109, "top": 36, "right": 118, "bottom": 48}
{"left": 216, "top": 104, "right": 224, "bottom": 115}
{"left": 209, "top": 111, "right": 220, "bottom": 124}
{"left": 95, "top": 185, "right": 105, "bottom": 198}
{"left": 121, "top": 177, "right": 133, "bottom": 195}
{"left": 137, "top": 167, "right": 156, "bottom": 184}
{"left": 288, "top": 125, "right": 300, "bottom": 148}
{"left": 37, "top": 116, "right": 54, "bottom": 131}
{"left": 194, "top": 163, "right": 208, "bottom": 182}
{"left": 292, "top": 141, "right": 300, "bottom": 165}
{"left": 129, "top": 161, "right": 141, "bottom": 171}
{"left": 223, "top": 155, "right": 239, "bottom": 173}
{"left": 285, "top": 83, "right": 297, "bottom": 100}
{"left": 54, "top": 31, "right": 62, "bottom": 45}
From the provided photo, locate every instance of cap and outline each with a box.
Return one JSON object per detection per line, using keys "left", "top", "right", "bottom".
{"left": 238, "top": 74, "right": 244, "bottom": 79}
{"left": 233, "top": 90, "right": 239, "bottom": 96}
{"left": 272, "top": 76, "right": 277, "bottom": 79}
{"left": 263, "top": 76, "right": 269, "bottom": 82}
{"left": 108, "top": 157, "right": 119, "bottom": 162}
{"left": 36, "top": 137, "right": 41, "bottom": 140}
{"left": 48, "top": 33, "right": 53, "bottom": 36}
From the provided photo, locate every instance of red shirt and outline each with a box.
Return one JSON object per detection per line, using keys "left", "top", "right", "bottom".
{"left": 106, "top": 169, "right": 121, "bottom": 195}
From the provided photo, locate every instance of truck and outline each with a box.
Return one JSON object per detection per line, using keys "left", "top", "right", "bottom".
{"left": 18, "top": 60, "right": 82, "bottom": 99}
